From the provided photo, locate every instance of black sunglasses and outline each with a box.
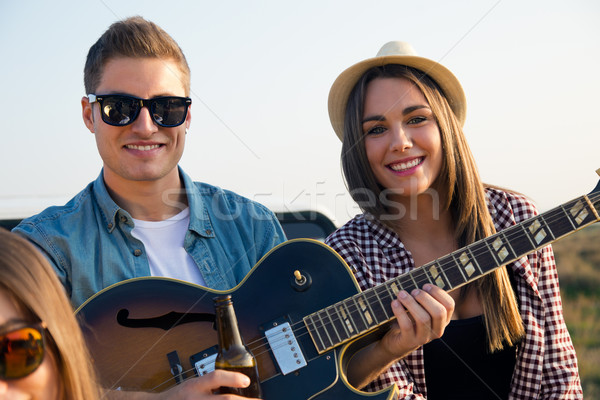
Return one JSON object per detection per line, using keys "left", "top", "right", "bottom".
{"left": 88, "top": 94, "right": 191, "bottom": 127}
{"left": 0, "top": 322, "right": 46, "bottom": 380}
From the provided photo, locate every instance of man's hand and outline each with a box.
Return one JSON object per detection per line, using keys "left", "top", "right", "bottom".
{"left": 104, "top": 370, "right": 260, "bottom": 399}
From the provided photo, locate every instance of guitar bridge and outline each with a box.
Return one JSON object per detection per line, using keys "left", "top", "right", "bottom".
{"left": 265, "top": 322, "right": 307, "bottom": 375}
{"left": 167, "top": 351, "right": 185, "bottom": 384}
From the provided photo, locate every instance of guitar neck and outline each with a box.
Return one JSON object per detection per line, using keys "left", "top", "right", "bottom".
{"left": 305, "top": 190, "right": 600, "bottom": 354}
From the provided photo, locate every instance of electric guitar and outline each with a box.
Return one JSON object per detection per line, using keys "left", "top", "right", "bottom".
{"left": 76, "top": 173, "right": 600, "bottom": 399}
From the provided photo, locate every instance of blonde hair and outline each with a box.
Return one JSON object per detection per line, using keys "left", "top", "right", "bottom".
{"left": 0, "top": 229, "right": 101, "bottom": 399}
{"left": 342, "top": 65, "right": 524, "bottom": 351}
{"left": 84, "top": 16, "right": 191, "bottom": 95}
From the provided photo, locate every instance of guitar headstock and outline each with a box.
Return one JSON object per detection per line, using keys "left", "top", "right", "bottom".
{"left": 593, "top": 168, "right": 600, "bottom": 195}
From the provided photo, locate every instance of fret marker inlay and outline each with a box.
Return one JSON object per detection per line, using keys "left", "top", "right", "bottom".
{"left": 571, "top": 201, "right": 589, "bottom": 225}
{"left": 499, "top": 248, "right": 509, "bottom": 260}
{"left": 528, "top": 220, "right": 541, "bottom": 234}
{"left": 344, "top": 319, "right": 354, "bottom": 333}
{"left": 534, "top": 230, "right": 547, "bottom": 244}
{"left": 428, "top": 265, "right": 446, "bottom": 288}
{"left": 364, "top": 311, "right": 373, "bottom": 325}
{"left": 492, "top": 237, "right": 509, "bottom": 261}
{"left": 459, "top": 252, "right": 475, "bottom": 277}
{"left": 358, "top": 298, "right": 374, "bottom": 325}
{"left": 528, "top": 219, "right": 547, "bottom": 244}
{"left": 492, "top": 237, "right": 502, "bottom": 250}
{"left": 338, "top": 306, "right": 354, "bottom": 334}
{"left": 570, "top": 201, "right": 583, "bottom": 217}
{"left": 577, "top": 210, "right": 589, "bottom": 225}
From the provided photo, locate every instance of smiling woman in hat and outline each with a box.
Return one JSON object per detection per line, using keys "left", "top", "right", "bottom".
{"left": 325, "top": 41, "right": 582, "bottom": 399}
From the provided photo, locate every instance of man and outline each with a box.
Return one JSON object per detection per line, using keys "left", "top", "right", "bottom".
{"left": 13, "top": 16, "right": 285, "bottom": 398}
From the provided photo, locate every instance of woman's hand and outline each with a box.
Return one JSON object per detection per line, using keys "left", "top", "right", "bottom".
{"left": 346, "top": 283, "right": 454, "bottom": 389}
{"left": 380, "top": 283, "right": 455, "bottom": 359}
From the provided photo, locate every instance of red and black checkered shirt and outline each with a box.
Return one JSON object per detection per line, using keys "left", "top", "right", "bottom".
{"left": 325, "top": 188, "right": 583, "bottom": 399}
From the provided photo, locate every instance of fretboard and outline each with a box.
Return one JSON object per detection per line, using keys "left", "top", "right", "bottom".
{"left": 305, "top": 189, "right": 600, "bottom": 354}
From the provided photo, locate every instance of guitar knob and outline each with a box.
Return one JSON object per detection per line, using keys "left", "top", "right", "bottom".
{"left": 294, "top": 270, "right": 306, "bottom": 284}
{"left": 291, "top": 269, "right": 312, "bottom": 292}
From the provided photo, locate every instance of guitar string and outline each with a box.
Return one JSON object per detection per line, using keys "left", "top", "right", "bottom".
{"left": 148, "top": 327, "right": 316, "bottom": 391}
{"left": 171, "top": 192, "right": 600, "bottom": 390}
{"left": 148, "top": 192, "right": 600, "bottom": 391}
{"left": 174, "top": 194, "right": 600, "bottom": 390}
{"left": 294, "top": 193, "right": 600, "bottom": 348}
{"left": 240, "top": 192, "right": 600, "bottom": 359}
{"left": 242, "top": 192, "right": 600, "bottom": 372}
{"left": 145, "top": 324, "right": 315, "bottom": 390}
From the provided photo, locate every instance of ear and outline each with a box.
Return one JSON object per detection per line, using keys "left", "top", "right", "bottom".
{"left": 185, "top": 104, "right": 192, "bottom": 130}
{"left": 81, "top": 96, "right": 95, "bottom": 133}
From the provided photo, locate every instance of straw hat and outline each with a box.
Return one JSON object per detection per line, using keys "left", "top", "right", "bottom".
{"left": 327, "top": 41, "right": 466, "bottom": 141}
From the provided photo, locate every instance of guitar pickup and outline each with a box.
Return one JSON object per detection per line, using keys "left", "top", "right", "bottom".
{"left": 190, "top": 346, "right": 217, "bottom": 376}
{"left": 265, "top": 322, "right": 307, "bottom": 375}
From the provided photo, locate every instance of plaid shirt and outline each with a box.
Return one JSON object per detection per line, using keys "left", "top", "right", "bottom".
{"left": 325, "top": 188, "right": 583, "bottom": 399}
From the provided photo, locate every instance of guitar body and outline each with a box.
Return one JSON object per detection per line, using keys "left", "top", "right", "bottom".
{"left": 78, "top": 173, "right": 600, "bottom": 399}
{"left": 77, "top": 239, "right": 398, "bottom": 399}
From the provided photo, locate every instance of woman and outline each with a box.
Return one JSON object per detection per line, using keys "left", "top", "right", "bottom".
{"left": 0, "top": 228, "right": 101, "bottom": 399}
{"left": 325, "top": 41, "right": 582, "bottom": 399}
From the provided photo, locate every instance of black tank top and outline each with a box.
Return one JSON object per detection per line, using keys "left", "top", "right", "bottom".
{"left": 423, "top": 315, "right": 517, "bottom": 400}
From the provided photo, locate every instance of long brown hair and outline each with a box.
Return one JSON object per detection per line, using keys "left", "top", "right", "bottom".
{"left": 341, "top": 65, "right": 524, "bottom": 351}
{"left": 0, "top": 229, "right": 101, "bottom": 399}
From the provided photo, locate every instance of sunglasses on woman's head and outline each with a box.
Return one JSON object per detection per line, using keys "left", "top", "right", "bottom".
{"left": 0, "top": 322, "right": 46, "bottom": 380}
{"left": 87, "top": 94, "right": 192, "bottom": 127}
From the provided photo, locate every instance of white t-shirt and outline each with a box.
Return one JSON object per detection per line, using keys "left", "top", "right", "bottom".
{"left": 131, "top": 207, "right": 206, "bottom": 286}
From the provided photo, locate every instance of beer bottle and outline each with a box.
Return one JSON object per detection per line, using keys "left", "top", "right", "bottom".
{"left": 213, "top": 295, "right": 262, "bottom": 398}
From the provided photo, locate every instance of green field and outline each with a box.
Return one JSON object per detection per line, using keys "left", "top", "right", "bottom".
{"left": 553, "top": 224, "right": 600, "bottom": 397}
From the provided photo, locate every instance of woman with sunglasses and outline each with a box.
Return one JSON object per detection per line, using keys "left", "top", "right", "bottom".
{"left": 0, "top": 228, "right": 101, "bottom": 399}
{"left": 325, "top": 42, "right": 582, "bottom": 399}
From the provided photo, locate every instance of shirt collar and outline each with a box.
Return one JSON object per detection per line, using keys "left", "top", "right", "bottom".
{"left": 364, "top": 213, "right": 404, "bottom": 248}
{"left": 91, "top": 167, "right": 215, "bottom": 238}
{"left": 92, "top": 170, "right": 126, "bottom": 233}
{"left": 179, "top": 167, "right": 215, "bottom": 238}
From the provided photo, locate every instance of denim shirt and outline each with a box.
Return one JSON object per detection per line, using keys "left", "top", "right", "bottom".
{"left": 13, "top": 167, "right": 286, "bottom": 309}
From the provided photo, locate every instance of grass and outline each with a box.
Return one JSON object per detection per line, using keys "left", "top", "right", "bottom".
{"left": 553, "top": 224, "right": 600, "bottom": 397}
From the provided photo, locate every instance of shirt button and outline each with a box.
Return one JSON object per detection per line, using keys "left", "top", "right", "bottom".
{"left": 205, "top": 229, "right": 212, "bottom": 235}
{"left": 133, "top": 249, "right": 142, "bottom": 257}
{"left": 107, "top": 223, "right": 113, "bottom": 230}
{"left": 120, "top": 216, "right": 128, "bottom": 223}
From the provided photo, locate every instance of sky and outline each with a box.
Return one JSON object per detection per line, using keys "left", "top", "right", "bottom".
{"left": 1, "top": 0, "right": 599, "bottom": 227}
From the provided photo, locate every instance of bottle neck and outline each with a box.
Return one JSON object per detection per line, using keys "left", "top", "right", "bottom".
{"left": 215, "top": 301, "right": 245, "bottom": 349}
